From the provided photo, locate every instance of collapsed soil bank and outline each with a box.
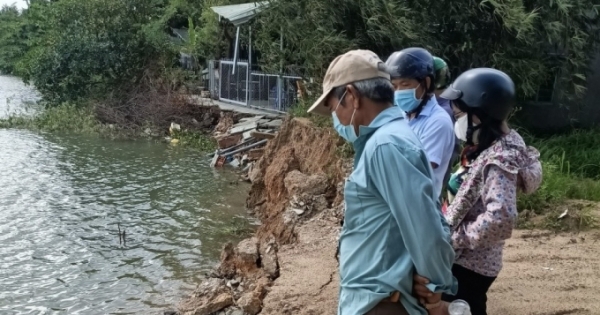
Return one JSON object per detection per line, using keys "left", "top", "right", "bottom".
{"left": 177, "top": 117, "right": 348, "bottom": 315}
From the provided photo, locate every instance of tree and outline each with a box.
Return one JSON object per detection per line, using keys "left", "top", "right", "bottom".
{"left": 15, "top": 0, "right": 170, "bottom": 104}
{"left": 0, "top": 5, "right": 27, "bottom": 74}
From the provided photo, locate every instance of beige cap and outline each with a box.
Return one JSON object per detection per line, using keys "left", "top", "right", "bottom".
{"left": 307, "top": 49, "right": 390, "bottom": 116}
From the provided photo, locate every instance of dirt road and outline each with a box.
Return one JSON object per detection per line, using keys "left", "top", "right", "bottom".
{"left": 261, "top": 215, "right": 600, "bottom": 315}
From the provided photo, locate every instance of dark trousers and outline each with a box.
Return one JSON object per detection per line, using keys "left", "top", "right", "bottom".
{"left": 442, "top": 264, "right": 497, "bottom": 315}
{"left": 365, "top": 302, "right": 409, "bottom": 315}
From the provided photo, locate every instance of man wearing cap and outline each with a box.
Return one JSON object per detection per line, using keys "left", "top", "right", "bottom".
{"left": 308, "top": 49, "right": 457, "bottom": 315}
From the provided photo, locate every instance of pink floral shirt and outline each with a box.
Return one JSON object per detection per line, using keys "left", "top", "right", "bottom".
{"left": 445, "top": 130, "right": 542, "bottom": 277}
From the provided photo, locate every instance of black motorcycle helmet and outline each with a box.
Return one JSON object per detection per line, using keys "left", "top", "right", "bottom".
{"left": 385, "top": 47, "right": 436, "bottom": 114}
{"left": 441, "top": 68, "right": 516, "bottom": 153}
{"left": 385, "top": 47, "right": 435, "bottom": 93}
{"left": 440, "top": 68, "right": 515, "bottom": 121}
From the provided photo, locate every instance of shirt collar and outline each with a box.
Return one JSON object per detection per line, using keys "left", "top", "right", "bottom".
{"left": 358, "top": 106, "right": 403, "bottom": 136}
{"left": 352, "top": 106, "right": 403, "bottom": 165}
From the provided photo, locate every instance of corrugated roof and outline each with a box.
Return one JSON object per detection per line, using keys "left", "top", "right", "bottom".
{"left": 211, "top": 1, "right": 269, "bottom": 27}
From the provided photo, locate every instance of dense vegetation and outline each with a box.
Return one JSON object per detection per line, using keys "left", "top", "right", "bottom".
{"left": 1, "top": 0, "right": 598, "bottom": 105}
{"left": 253, "top": 0, "right": 599, "bottom": 103}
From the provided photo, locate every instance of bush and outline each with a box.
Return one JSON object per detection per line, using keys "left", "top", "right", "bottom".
{"left": 526, "top": 129, "right": 600, "bottom": 179}
{"left": 0, "top": 102, "right": 101, "bottom": 134}
{"left": 13, "top": 0, "right": 175, "bottom": 105}
{"left": 518, "top": 130, "right": 600, "bottom": 215}
{"left": 518, "top": 159, "right": 600, "bottom": 213}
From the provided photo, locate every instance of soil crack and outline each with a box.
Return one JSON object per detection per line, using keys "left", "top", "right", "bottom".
{"left": 315, "top": 270, "right": 335, "bottom": 296}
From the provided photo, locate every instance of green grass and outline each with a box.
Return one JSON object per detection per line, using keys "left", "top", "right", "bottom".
{"left": 0, "top": 102, "right": 102, "bottom": 134}
{"left": 521, "top": 128, "right": 600, "bottom": 179}
{"left": 169, "top": 129, "right": 217, "bottom": 151}
{"left": 0, "top": 102, "right": 217, "bottom": 151}
{"left": 517, "top": 157, "right": 600, "bottom": 212}
{"left": 516, "top": 128, "right": 600, "bottom": 230}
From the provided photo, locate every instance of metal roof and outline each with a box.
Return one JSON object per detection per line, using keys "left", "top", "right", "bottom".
{"left": 211, "top": 1, "right": 269, "bottom": 27}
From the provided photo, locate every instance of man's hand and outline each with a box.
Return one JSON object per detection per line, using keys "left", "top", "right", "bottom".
{"left": 412, "top": 274, "right": 449, "bottom": 315}
{"left": 413, "top": 274, "right": 436, "bottom": 302}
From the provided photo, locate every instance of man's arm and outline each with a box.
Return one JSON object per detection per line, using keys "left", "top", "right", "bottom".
{"left": 369, "top": 143, "right": 457, "bottom": 295}
{"left": 420, "top": 116, "right": 454, "bottom": 170}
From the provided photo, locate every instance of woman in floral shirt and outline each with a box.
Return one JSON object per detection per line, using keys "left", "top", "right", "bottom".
{"left": 412, "top": 68, "right": 542, "bottom": 315}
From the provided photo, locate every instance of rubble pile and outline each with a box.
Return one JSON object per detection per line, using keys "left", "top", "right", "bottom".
{"left": 176, "top": 237, "right": 279, "bottom": 315}
{"left": 210, "top": 114, "right": 283, "bottom": 173}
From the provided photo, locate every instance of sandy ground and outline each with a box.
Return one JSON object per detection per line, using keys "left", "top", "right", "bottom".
{"left": 260, "top": 216, "right": 600, "bottom": 315}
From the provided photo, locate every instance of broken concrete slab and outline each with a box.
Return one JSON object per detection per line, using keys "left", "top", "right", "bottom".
{"left": 229, "top": 122, "right": 258, "bottom": 135}
{"left": 256, "top": 119, "right": 272, "bottom": 125}
{"left": 229, "top": 159, "right": 241, "bottom": 168}
{"left": 239, "top": 116, "right": 264, "bottom": 123}
{"left": 209, "top": 150, "right": 220, "bottom": 168}
{"left": 242, "top": 130, "right": 256, "bottom": 141}
{"left": 247, "top": 149, "right": 264, "bottom": 160}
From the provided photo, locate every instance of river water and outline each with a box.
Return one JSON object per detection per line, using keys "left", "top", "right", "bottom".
{"left": 0, "top": 75, "right": 252, "bottom": 314}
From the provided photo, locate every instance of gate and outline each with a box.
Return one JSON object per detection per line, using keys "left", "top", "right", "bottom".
{"left": 219, "top": 60, "right": 249, "bottom": 105}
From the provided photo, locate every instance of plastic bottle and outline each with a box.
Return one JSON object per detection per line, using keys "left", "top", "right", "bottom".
{"left": 448, "top": 299, "right": 471, "bottom": 315}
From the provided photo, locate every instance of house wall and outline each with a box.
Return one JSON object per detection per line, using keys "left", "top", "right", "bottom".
{"left": 518, "top": 51, "right": 600, "bottom": 133}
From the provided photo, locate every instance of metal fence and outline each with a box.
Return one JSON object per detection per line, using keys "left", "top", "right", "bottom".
{"left": 248, "top": 72, "right": 301, "bottom": 112}
{"left": 205, "top": 60, "right": 218, "bottom": 99}
{"left": 219, "top": 60, "right": 249, "bottom": 105}
{"left": 208, "top": 59, "right": 302, "bottom": 112}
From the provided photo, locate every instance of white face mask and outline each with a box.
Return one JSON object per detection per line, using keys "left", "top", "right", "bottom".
{"left": 454, "top": 115, "right": 479, "bottom": 143}
{"left": 454, "top": 115, "right": 468, "bottom": 141}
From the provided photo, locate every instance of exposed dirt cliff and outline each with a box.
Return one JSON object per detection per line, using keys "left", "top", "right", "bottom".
{"left": 177, "top": 117, "right": 348, "bottom": 315}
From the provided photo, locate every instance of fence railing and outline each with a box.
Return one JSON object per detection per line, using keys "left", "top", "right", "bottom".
{"left": 218, "top": 60, "right": 249, "bottom": 105}
{"left": 248, "top": 72, "right": 301, "bottom": 112}
{"left": 207, "top": 59, "right": 302, "bottom": 113}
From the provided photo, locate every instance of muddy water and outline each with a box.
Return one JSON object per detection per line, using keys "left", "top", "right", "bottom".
{"left": 0, "top": 75, "right": 252, "bottom": 314}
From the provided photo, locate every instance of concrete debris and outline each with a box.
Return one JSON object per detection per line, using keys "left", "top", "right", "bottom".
{"left": 229, "top": 122, "right": 257, "bottom": 135}
{"left": 292, "top": 208, "right": 305, "bottom": 215}
{"left": 210, "top": 114, "right": 282, "bottom": 177}
{"left": 178, "top": 278, "right": 234, "bottom": 315}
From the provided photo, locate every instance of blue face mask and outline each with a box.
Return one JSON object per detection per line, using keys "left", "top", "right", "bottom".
{"left": 394, "top": 85, "right": 423, "bottom": 112}
{"left": 332, "top": 91, "right": 358, "bottom": 143}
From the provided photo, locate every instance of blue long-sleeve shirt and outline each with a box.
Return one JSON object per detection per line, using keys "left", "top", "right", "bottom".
{"left": 338, "top": 106, "right": 457, "bottom": 315}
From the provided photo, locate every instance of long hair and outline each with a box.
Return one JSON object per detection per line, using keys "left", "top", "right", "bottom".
{"left": 456, "top": 102, "right": 506, "bottom": 161}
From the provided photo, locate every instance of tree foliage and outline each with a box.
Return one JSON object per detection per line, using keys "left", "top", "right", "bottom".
{"left": 0, "top": 5, "right": 27, "bottom": 74}
{"left": 252, "top": 0, "right": 600, "bottom": 102}
{"left": 0, "top": 0, "right": 204, "bottom": 104}
{"left": 12, "top": 0, "right": 172, "bottom": 104}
